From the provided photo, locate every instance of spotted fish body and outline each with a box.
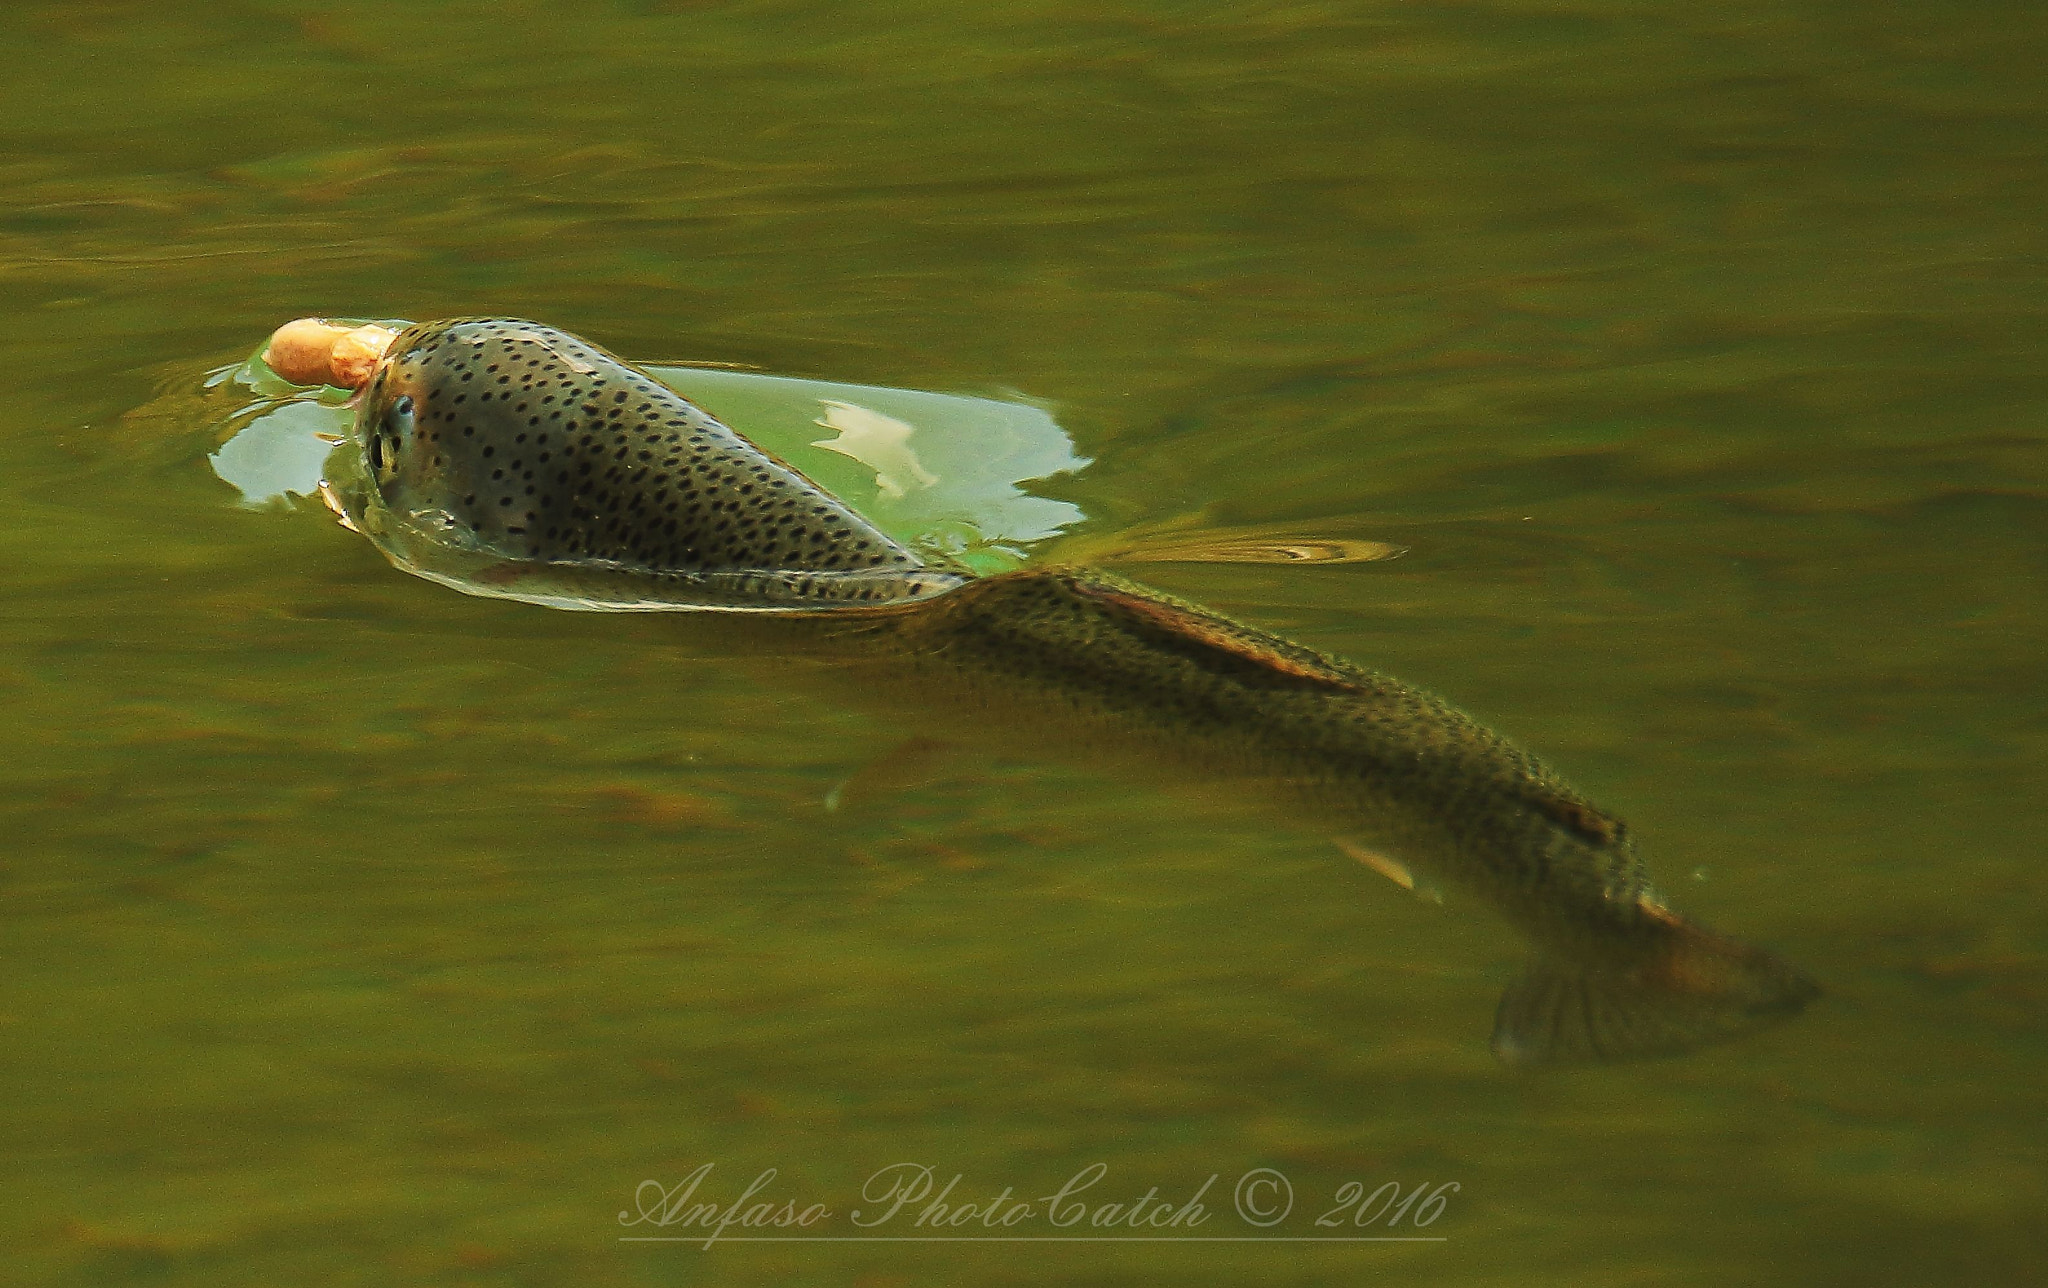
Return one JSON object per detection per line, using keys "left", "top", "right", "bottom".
{"left": 829, "top": 571, "right": 1818, "bottom": 1063}
{"left": 342, "top": 319, "right": 1818, "bottom": 1065}
{"left": 339, "top": 318, "right": 965, "bottom": 609}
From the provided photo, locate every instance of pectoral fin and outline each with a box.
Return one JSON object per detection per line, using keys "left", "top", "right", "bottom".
{"left": 825, "top": 736, "right": 958, "bottom": 813}
{"left": 1336, "top": 839, "right": 1442, "bottom": 904}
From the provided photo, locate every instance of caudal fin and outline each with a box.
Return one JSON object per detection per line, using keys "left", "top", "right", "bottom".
{"left": 1491, "top": 921, "right": 1819, "bottom": 1067}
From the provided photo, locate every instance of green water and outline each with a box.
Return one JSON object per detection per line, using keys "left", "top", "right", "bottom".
{"left": 4, "top": 2, "right": 2045, "bottom": 1284}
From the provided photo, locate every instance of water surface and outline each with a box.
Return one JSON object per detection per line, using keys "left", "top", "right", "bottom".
{"left": 2, "top": 2, "right": 2044, "bottom": 1284}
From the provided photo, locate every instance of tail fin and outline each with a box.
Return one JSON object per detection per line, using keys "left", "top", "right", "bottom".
{"left": 1492, "top": 920, "right": 1819, "bottom": 1066}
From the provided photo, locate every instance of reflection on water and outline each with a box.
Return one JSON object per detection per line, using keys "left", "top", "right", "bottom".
{"left": 208, "top": 399, "right": 344, "bottom": 506}
{"left": 651, "top": 363, "right": 1089, "bottom": 573}
{"left": 809, "top": 399, "right": 940, "bottom": 500}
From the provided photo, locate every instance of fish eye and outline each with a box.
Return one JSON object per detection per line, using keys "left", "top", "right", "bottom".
{"left": 369, "top": 394, "right": 414, "bottom": 484}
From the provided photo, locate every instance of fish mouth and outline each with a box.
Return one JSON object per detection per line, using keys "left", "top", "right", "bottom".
{"left": 346, "top": 353, "right": 390, "bottom": 406}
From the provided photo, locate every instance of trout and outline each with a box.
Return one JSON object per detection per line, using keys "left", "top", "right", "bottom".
{"left": 322, "top": 317, "right": 1818, "bottom": 1065}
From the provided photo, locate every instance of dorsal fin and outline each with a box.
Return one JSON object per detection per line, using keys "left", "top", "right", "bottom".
{"left": 1069, "top": 579, "right": 1364, "bottom": 694}
{"left": 1518, "top": 785, "right": 1626, "bottom": 847}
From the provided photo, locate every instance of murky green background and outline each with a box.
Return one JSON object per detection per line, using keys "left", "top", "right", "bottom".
{"left": 4, "top": 2, "right": 2045, "bottom": 1284}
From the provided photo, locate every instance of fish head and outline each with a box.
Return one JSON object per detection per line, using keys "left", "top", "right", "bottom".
{"left": 343, "top": 317, "right": 606, "bottom": 563}
{"left": 326, "top": 317, "right": 965, "bottom": 610}
{"left": 355, "top": 326, "right": 456, "bottom": 533}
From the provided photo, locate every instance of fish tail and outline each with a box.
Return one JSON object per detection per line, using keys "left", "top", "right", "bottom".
{"left": 1491, "top": 915, "right": 1819, "bottom": 1066}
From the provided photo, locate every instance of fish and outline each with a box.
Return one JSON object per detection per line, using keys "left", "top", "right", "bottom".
{"left": 336, "top": 317, "right": 967, "bottom": 610}
{"left": 841, "top": 569, "right": 1821, "bottom": 1065}
{"left": 327, "top": 317, "right": 1819, "bottom": 1066}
